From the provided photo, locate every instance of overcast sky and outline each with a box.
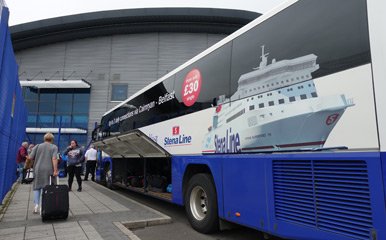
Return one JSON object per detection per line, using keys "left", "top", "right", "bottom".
{"left": 6, "top": 0, "right": 287, "bottom": 26}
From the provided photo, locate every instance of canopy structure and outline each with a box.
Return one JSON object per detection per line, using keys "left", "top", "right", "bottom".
{"left": 26, "top": 128, "right": 87, "bottom": 134}
{"left": 20, "top": 79, "right": 91, "bottom": 89}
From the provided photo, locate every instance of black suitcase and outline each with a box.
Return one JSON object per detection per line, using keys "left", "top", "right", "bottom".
{"left": 41, "top": 176, "right": 69, "bottom": 221}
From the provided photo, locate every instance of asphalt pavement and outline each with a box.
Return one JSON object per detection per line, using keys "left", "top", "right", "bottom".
{"left": 118, "top": 189, "right": 285, "bottom": 240}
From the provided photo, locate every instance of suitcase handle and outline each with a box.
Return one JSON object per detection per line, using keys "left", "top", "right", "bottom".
{"left": 49, "top": 175, "right": 59, "bottom": 185}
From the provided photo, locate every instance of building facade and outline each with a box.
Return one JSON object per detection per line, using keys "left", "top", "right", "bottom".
{"left": 10, "top": 8, "right": 259, "bottom": 151}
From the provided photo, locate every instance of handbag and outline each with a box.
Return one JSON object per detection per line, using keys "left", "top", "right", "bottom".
{"left": 25, "top": 144, "right": 39, "bottom": 169}
{"left": 24, "top": 156, "right": 33, "bottom": 170}
{"left": 25, "top": 168, "right": 34, "bottom": 181}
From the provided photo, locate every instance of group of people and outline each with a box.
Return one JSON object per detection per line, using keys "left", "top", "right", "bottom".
{"left": 16, "top": 132, "right": 98, "bottom": 214}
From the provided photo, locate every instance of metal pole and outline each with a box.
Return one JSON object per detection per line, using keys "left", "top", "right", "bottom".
{"left": 57, "top": 116, "right": 62, "bottom": 150}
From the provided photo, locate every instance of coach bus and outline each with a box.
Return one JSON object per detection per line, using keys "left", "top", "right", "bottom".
{"left": 92, "top": 0, "right": 386, "bottom": 239}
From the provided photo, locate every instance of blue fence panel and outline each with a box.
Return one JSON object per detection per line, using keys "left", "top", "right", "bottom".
{"left": 0, "top": 7, "right": 9, "bottom": 71}
{"left": 0, "top": 6, "right": 27, "bottom": 202}
{"left": 0, "top": 134, "right": 11, "bottom": 200}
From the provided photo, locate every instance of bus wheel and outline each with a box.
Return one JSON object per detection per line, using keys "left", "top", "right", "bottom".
{"left": 184, "top": 173, "right": 219, "bottom": 233}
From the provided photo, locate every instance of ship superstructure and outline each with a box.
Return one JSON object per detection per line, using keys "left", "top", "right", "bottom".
{"left": 203, "top": 46, "right": 353, "bottom": 153}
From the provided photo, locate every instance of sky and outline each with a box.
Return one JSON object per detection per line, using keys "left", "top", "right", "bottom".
{"left": 6, "top": 0, "right": 287, "bottom": 26}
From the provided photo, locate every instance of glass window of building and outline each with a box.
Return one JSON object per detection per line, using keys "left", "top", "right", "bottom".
{"left": 56, "top": 101, "right": 73, "bottom": 114}
{"left": 57, "top": 91, "right": 73, "bottom": 102}
{"left": 25, "top": 101, "right": 38, "bottom": 112}
{"left": 22, "top": 87, "right": 91, "bottom": 151}
{"left": 72, "top": 114, "right": 88, "bottom": 129}
{"left": 39, "top": 101, "right": 56, "bottom": 113}
{"left": 27, "top": 115, "right": 37, "bottom": 127}
{"left": 55, "top": 115, "right": 72, "bottom": 128}
{"left": 111, "top": 84, "right": 128, "bottom": 101}
{"left": 38, "top": 115, "right": 54, "bottom": 128}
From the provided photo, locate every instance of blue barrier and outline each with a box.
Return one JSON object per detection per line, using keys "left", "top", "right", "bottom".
{"left": 0, "top": 6, "right": 27, "bottom": 203}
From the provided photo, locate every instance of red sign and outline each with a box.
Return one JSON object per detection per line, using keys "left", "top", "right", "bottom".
{"left": 326, "top": 113, "right": 339, "bottom": 125}
{"left": 172, "top": 126, "right": 180, "bottom": 135}
{"left": 181, "top": 69, "right": 202, "bottom": 107}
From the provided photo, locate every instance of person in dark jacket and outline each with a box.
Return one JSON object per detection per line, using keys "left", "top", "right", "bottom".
{"left": 16, "top": 142, "right": 29, "bottom": 181}
{"left": 64, "top": 140, "right": 84, "bottom": 192}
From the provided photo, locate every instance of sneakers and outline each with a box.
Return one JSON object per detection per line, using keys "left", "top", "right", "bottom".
{"left": 33, "top": 204, "right": 39, "bottom": 214}
{"left": 77, "top": 187, "right": 82, "bottom": 192}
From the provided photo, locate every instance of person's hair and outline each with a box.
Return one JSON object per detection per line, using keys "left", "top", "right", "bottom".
{"left": 22, "top": 142, "right": 29, "bottom": 147}
{"left": 44, "top": 132, "right": 54, "bottom": 143}
{"left": 90, "top": 144, "right": 94, "bottom": 148}
{"left": 70, "top": 139, "right": 78, "bottom": 146}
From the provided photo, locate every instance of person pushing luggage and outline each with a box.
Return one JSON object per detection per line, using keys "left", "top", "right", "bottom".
{"left": 28, "top": 132, "right": 59, "bottom": 214}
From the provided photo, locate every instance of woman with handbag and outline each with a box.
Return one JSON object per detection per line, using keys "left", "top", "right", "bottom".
{"left": 64, "top": 140, "right": 84, "bottom": 192}
{"left": 28, "top": 132, "right": 59, "bottom": 214}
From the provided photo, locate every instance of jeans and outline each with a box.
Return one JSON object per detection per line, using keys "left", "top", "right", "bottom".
{"left": 34, "top": 189, "right": 42, "bottom": 205}
{"left": 17, "top": 162, "right": 25, "bottom": 180}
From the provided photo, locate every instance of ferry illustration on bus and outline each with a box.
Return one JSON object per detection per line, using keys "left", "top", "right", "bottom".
{"left": 202, "top": 46, "right": 354, "bottom": 153}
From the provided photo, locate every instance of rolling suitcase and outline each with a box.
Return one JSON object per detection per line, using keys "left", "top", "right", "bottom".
{"left": 41, "top": 176, "right": 69, "bottom": 221}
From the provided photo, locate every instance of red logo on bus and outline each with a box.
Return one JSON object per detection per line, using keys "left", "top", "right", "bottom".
{"left": 172, "top": 126, "right": 180, "bottom": 135}
{"left": 326, "top": 113, "right": 339, "bottom": 125}
{"left": 181, "top": 69, "right": 202, "bottom": 107}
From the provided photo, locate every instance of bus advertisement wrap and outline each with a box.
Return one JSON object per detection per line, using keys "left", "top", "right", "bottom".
{"left": 93, "top": 1, "right": 386, "bottom": 240}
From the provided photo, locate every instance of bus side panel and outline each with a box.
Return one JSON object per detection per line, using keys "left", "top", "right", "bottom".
{"left": 370, "top": 152, "right": 386, "bottom": 240}
{"left": 221, "top": 152, "right": 386, "bottom": 240}
{"left": 221, "top": 154, "right": 269, "bottom": 230}
{"left": 171, "top": 155, "right": 224, "bottom": 214}
{"left": 381, "top": 152, "right": 386, "bottom": 222}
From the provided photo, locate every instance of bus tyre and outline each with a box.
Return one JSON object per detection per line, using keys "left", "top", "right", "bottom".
{"left": 184, "top": 173, "right": 219, "bottom": 233}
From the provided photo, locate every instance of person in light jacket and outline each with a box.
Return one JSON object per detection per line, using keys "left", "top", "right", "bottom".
{"left": 28, "top": 133, "right": 58, "bottom": 214}
{"left": 64, "top": 140, "right": 84, "bottom": 192}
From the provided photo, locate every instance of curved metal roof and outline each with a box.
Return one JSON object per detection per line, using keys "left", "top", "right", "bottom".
{"left": 10, "top": 8, "right": 260, "bottom": 51}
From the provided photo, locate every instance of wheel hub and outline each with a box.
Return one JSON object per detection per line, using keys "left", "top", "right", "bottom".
{"left": 190, "top": 186, "right": 208, "bottom": 220}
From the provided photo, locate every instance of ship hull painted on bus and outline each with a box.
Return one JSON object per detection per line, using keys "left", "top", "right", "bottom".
{"left": 203, "top": 94, "right": 352, "bottom": 153}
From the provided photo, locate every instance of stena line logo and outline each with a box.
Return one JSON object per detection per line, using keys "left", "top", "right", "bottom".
{"left": 214, "top": 128, "right": 241, "bottom": 153}
{"left": 164, "top": 126, "right": 192, "bottom": 147}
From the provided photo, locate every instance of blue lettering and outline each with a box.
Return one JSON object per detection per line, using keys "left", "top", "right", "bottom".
{"left": 214, "top": 128, "right": 241, "bottom": 153}
{"left": 164, "top": 135, "right": 193, "bottom": 146}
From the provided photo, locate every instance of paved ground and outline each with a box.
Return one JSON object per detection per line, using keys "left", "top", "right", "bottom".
{"left": 0, "top": 179, "right": 171, "bottom": 240}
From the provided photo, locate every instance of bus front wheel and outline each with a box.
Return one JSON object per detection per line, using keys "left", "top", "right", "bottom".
{"left": 184, "top": 173, "right": 219, "bottom": 233}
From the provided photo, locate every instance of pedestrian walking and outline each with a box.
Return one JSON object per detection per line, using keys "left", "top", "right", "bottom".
{"left": 84, "top": 144, "right": 97, "bottom": 181}
{"left": 64, "top": 140, "right": 84, "bottom": 192}
{"left": 28, "top": 133, "right": 59, "bottom": 214}
{"left": 16, "top": 142, "right": 29, "bottom": 182}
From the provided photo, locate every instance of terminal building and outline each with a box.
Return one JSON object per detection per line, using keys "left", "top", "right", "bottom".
{"left": 10, "top": 8, "right": 259, "bottom": 150}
